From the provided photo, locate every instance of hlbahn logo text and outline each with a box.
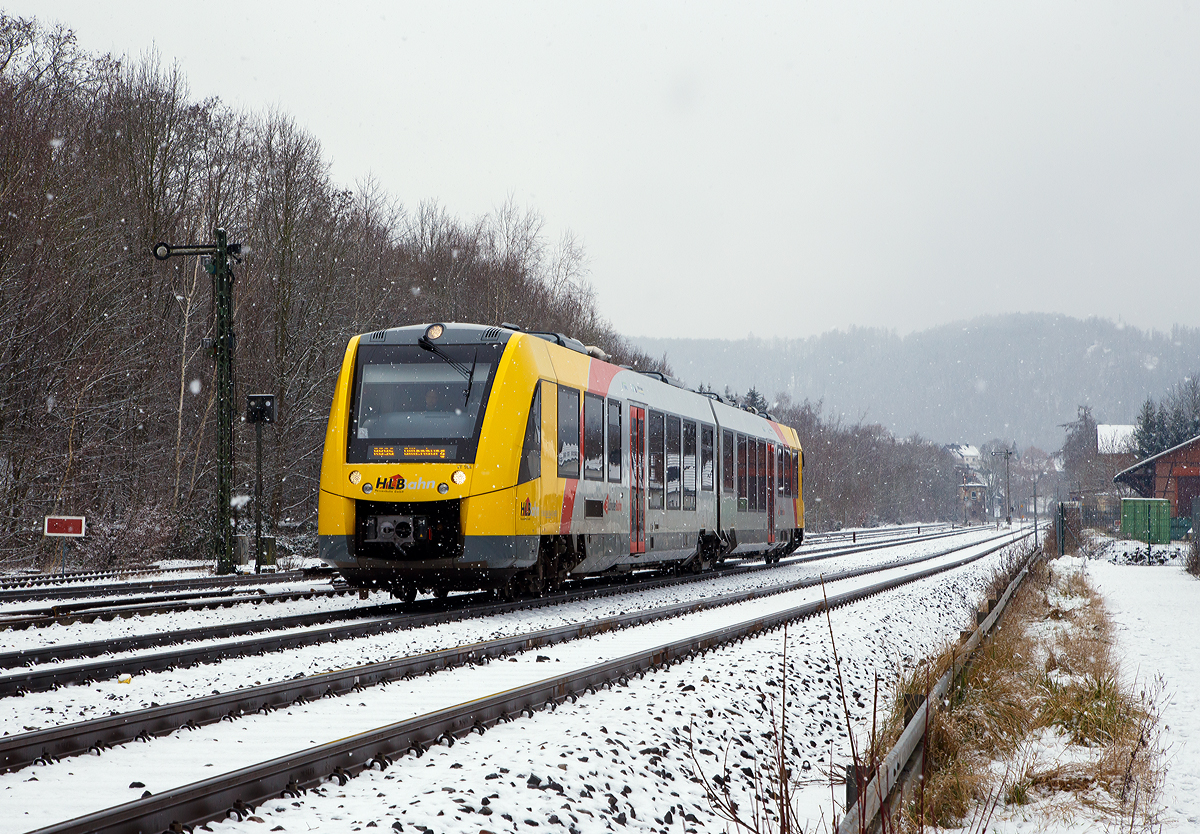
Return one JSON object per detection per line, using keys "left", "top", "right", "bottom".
{"left": 375, "top": 475, "right": 438, "bottom": 491}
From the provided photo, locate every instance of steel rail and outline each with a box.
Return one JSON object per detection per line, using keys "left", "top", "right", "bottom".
{"left": 28, "top": 534, "right": 1028, "bottom": 834}
{"left": 806, "top": 523, "right": 949, "bottom": 545}
{"left": 2, "top": 530, "right": 1018, "bottom": 774}
{"left": 0, "top": 564, "right": 202, "bottom": 592}
{"left": 837, "top": 538, "right": 1038, "bottom": 834}
{"left": 0, "top": 569, "right": 327, "bottom": 605}
{"left": 0, "top": 525, "right": 983, "bottom": 674}
{"left": 0, "top": 586, "right": 348, "bottom": 630}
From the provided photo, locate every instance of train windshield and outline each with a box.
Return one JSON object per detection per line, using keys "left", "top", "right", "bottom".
{"left": 347, "top": 342, "right": 502, "bottom": 464}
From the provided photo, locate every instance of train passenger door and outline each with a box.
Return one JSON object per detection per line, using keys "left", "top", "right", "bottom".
{"left": 766, "top": 443, "right": 776, "bottom": 544}
{"left": 630, "top": 405, "right": 646, "bottom": 554}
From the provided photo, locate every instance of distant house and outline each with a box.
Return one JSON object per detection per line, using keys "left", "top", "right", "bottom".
{"left": 959, "top": 477, "right": 988, "bottom": 525}
{"left": 1113, "top": 434, "right": 1200, "bottom": 521}
{"left": 945, "top": 443, "right": 982, "bottom": 471}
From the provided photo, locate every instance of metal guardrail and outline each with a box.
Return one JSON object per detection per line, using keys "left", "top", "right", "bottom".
{"left": 28, "top": 534, "right": 1023, "bottom": 834}
{"left": 837, "top": 534, "right": 1038, "bottom": 834}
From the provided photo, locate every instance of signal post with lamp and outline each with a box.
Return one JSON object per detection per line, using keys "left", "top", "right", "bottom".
{"left": 247, "top": 394, "right": 277, "bottom": 573}
{"left": 153, "top": 229, "right": 242, "bottom": 575}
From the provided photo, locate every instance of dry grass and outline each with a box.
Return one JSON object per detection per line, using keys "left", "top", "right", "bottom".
{"left": 1187, "top": 537, "right": 1200, "bottom": 577}
{"left": 887, "top": 557, "right": 1167, "bottom": 832}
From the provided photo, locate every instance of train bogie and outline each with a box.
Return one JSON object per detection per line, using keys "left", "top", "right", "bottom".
{"left": 317, "top": 323, "right": 804, "bottom": 597}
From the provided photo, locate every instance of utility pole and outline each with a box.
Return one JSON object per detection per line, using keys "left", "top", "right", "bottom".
{"left": 992, "top": 448, "right": 1013, "bottom": 526}
{"left": 1033, "top": 478, "right": 1039, "bottom": 547}
{"left": 154, "top": 229, "right": 241, "bottom": 575}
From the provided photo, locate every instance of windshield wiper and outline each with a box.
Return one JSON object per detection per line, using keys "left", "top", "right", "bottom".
{"left": 417, "top": 339, "right": 472, "bottom": 382}
{"left": 463, "top": 348, "right": 478, "bottom": 406}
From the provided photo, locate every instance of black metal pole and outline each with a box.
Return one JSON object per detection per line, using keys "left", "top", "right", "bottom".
{"left": 214, "top": 228, "right": 236, "bottom": 575}
{"left": 153, "top": 229, "right": 240, "bottom": 576}
{"left": 255, "top": 419, "right": 263, "bottom": 574}
{"left": 1005, "top": 453, "right": 1011, "bottom": 526}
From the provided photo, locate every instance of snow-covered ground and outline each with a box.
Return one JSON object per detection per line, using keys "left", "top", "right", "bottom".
{"left": 1091, "top": 558, "right": 1200, "bottom": 831}
{"left": 919, "top": 550, "right": 1198, "bottom": 834}
{"left": 0, "top": 532, "right": 1018, "bottom": 832}
{"left": 0, "top": 529, "right": 1002, "bottom": 733}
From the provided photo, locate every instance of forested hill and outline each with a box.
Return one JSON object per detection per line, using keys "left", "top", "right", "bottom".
{"left": 634, "top": 315, "right": 1200, "bottom": 451}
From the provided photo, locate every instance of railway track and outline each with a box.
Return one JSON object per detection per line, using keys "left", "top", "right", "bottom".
{"left": 1, "top": 523, "right": 970, "bottom": 634}
{"left": 13, "top": 529, "right": 1031, "bottom": 834}
{"left": 0, "top": 567, "right": 333, "bottom": 605}
{"left": 0, "top": 563, "right": 204, "bottom": 592}
{"left": 0, "top": 584, "right": 349, "bottom": 631}
{"left": 0, "top": 525, "right": 981, "bottom": 684}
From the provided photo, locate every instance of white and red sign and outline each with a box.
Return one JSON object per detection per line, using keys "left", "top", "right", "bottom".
{"left": 44, "top": 516, "right": 86, "bottom": 537}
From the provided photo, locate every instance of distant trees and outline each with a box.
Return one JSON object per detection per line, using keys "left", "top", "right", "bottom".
{"left": 742, "top": 387, "right": 769, "bottom": 413}
{"left": 772, "top": 397, "right": 960, "bottom": 530}
{"left": 0, "top": 15, "right": 664, "bottom": 567}
{"left": 1133, "top": 374, "right": 1200, "bottom": 459}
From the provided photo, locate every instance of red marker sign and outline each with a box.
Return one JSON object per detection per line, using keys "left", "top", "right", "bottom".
{"left": 44, "top": 516, "right": 86, "bottom": 537}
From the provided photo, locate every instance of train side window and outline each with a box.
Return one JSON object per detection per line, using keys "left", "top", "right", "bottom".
{"left": 666, "top": 415, "right": 682, "bottom": 510}
{"left": 777, "top": 446, "right": 785, "bottom": 495}
{"left": 583, "top": 392, "right": 604, "bottom": 481}
{"left": 517, "top": 382, "right": 541, "bottom": 485}
{"left": 757, "top": 439, "right": 767, "bottom": 512}
{"left": 648, "top": 410, "right": 665, "bottom": 509}
{"left": 682, "top": 420, "right": 697, "bottom": 510}
{"left": 783, "top": 447, "right": 791, "bottom": 498}
{"left": 700, "top": 424, "right": 715, "bottom": 492}
{"left": 723, "top": 430, "right": 735, "bottom": 493}
{"left": 557, "top": 387, "right": 581, "bottom": 479}
{"left": 737, "top": 434, "right": 748, "bottom": 512}
{"left": 607, "top": 399, "right": 622, "bottom": 482}
{"left": 747, "top": 436, "right": 758, "bottom": 512}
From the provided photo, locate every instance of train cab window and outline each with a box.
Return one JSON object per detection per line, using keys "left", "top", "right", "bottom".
{"left": 583, "top": 392, "right": 604, "bottom": 481}
{"left": 347, "top": 342, "right": 500, "bottom": 464}
{"left": 723, "top": 430, "right": 735, "bottom": 493}
{"left": 737, "top": 434, "right": 749, "bottom": 512}
{"left": 757, "top": 440, "right": 767, "bottom": 512}
{"left": 607, "top": 399, "right": 622, "bottom": 482}
{"left": 557, "top": 387, "right": 581, "bottom": 479}
{"left": 682, "top": 420, "right": 697, "bottom": 511}
{"left": 794, "top": 450, "right": 802, "bottom": 495}
{"left": 517, "top": 382, "right": 541, "bottom": 485}
{"left": 666, "top": 415, "right": 682, "bottom": 511}
{"left": 777, "top": 447, "right": 785, "bottom": 495}
{"left": 648, "top": 410, "right": 665, "bottom": 509}
{"left": 700, "top": 424, "right": 715, "bottom": 492}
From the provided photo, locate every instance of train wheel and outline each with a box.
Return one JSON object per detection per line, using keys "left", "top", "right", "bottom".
{"left": 400, "top": 585, "right": 417, "bottom": 604}
{"left": 435, "top": 587, "right": 450, "bottom": 600}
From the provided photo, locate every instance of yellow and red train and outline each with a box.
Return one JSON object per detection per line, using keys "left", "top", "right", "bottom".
{"left": 318, "top": 322, "right": 803, "bottom": 599}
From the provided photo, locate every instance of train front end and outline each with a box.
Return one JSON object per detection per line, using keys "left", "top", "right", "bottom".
{"left": 317, "top": 323, "right": 540, "bottom": 598}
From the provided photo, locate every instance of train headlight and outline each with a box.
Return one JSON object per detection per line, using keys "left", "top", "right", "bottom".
{"left": 349, "top": 470, "right": 362, "bottom": 485}
{"left": 424, "top": 323, "right": 445, "bottom": 342}
{"left": 451, "top": 470, "right": 466, "bottom": 485}
{"left": 363, "top": 483, "right": 373, "bottom": 494}
{"left": 437, "top": 482, "right": 449, "bottom": 494}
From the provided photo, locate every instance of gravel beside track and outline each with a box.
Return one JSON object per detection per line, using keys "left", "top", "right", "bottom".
{"left": 3, "top": 530, "right": 1029, "bottom": 834}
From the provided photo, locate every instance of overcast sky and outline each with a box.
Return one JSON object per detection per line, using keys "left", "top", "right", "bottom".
{"left": 11, "top": 1, "right": 1200, "bottom": 340}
